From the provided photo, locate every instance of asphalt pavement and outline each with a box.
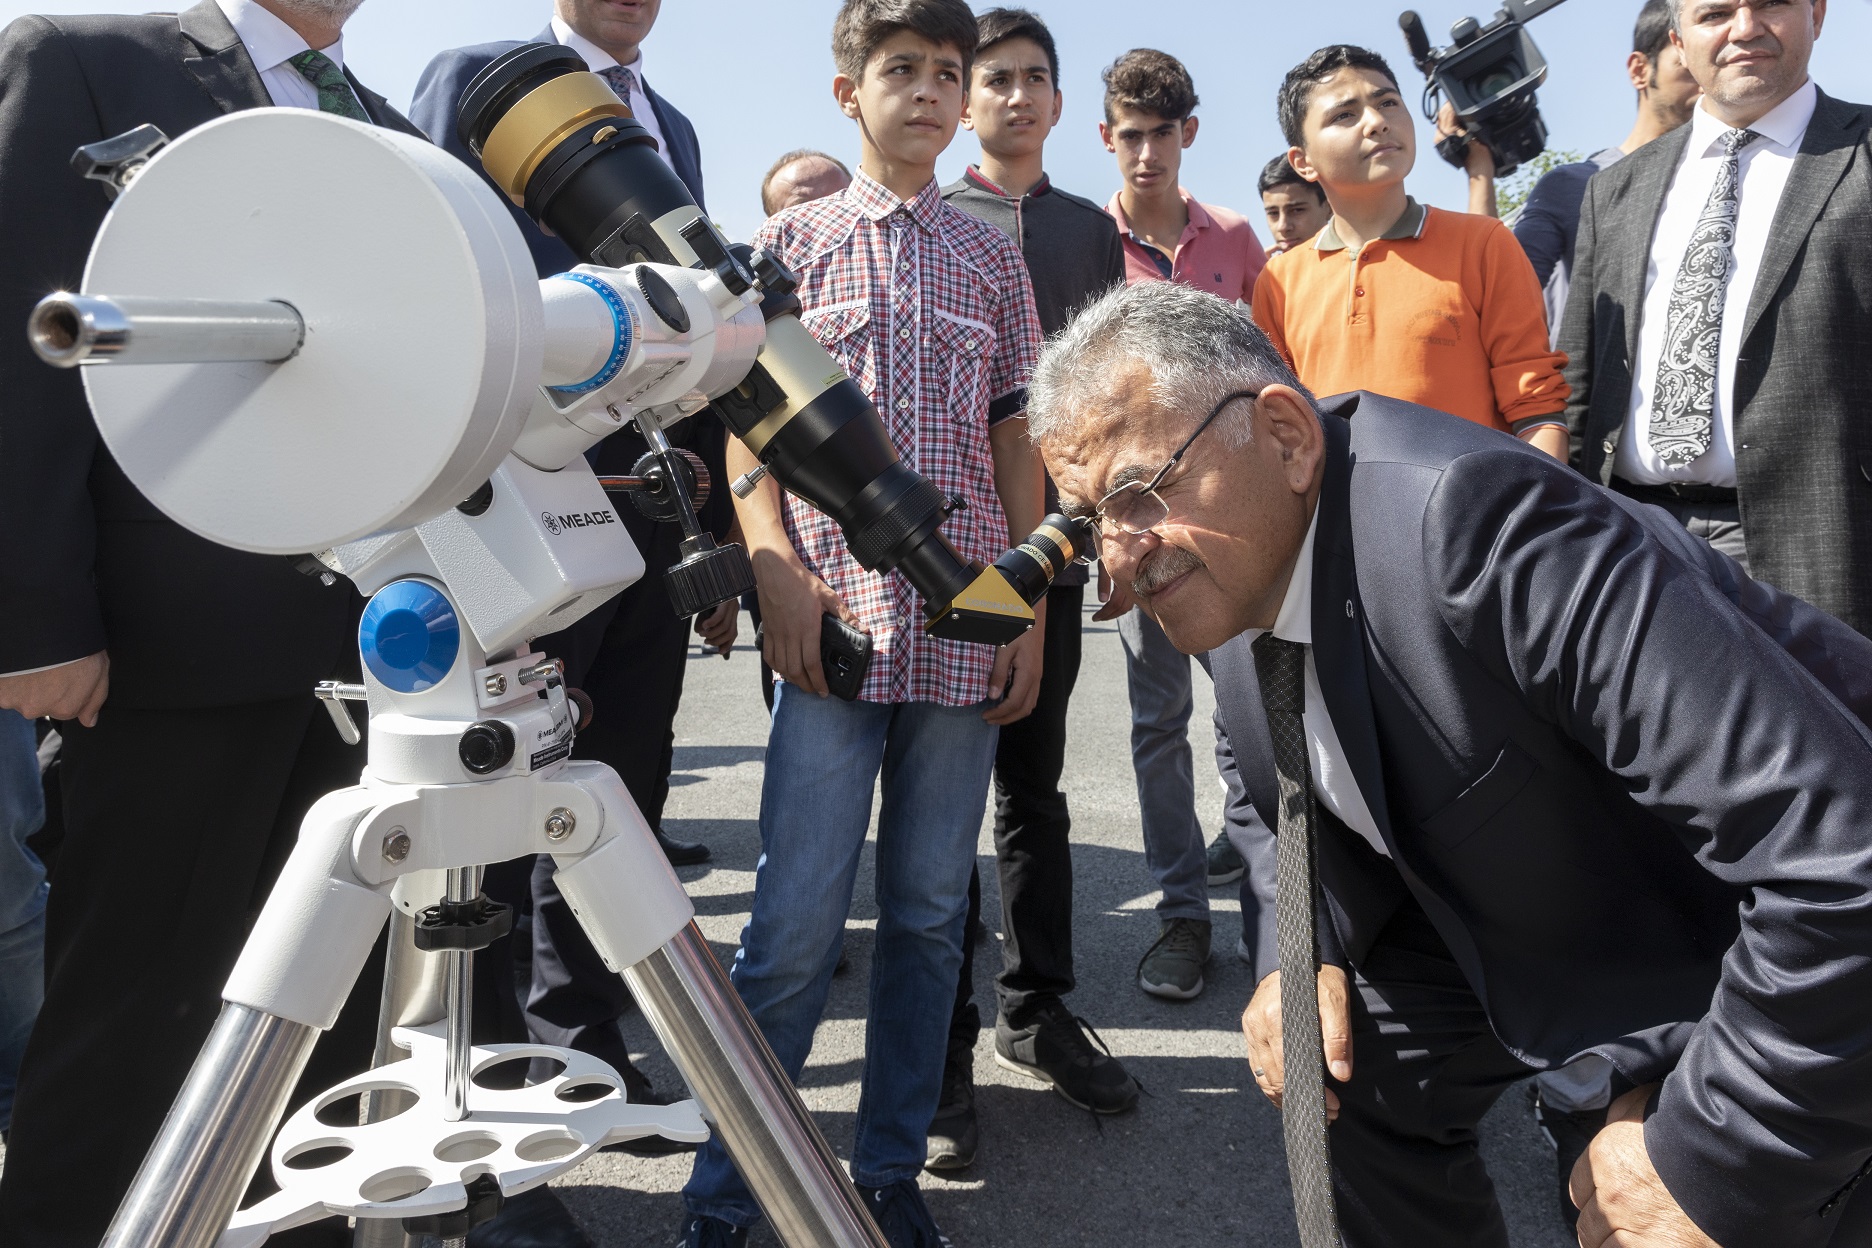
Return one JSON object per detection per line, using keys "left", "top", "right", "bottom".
{"left": 555, "top": 601, "right": 1578, "bottom": 1248}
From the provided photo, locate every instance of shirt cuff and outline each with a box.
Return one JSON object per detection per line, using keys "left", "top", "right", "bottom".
{"left": 0, "top": 657, "right": 87, "bottom": 679}
{"left": 987, "top": 387, "right": 1028, "bottom": 426}
{"left": 1511, "top": 415, "right": 1568, "bottom": 437}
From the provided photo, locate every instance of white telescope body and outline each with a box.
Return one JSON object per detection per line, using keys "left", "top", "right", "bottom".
{"left": 29, "top": 108, "right": 766, "bottom": 655}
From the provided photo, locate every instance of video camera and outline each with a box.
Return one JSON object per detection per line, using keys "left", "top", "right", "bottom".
{"left": 1399, "top": 0, "right": 1570, "bottom": 177}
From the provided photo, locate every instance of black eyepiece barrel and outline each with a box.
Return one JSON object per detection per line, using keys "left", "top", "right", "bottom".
{"left": 457, "top": 45, "right": 1064, "bottom": 647}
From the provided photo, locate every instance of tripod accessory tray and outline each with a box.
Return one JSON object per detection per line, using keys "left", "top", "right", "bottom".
{"left": 217, "top": 1025, "right": 707, "bottom": 1247}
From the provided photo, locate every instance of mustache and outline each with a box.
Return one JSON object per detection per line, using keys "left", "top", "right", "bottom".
{"left": 1132, "top": 545, "right": 1205, "bottom": 598}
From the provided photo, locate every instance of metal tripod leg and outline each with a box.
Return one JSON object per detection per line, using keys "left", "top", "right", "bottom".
{"left": 100, "top": 1006, "right": 320, "bottom": 1248}
{"left": 620, "top": 925, "right": 890, "bottom": 1248}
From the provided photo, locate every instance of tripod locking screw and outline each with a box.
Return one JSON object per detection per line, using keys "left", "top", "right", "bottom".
{"left": 381, "top": 828, "right": 411, "bottom": 864}
{"left": 544, "top": 807, "right": 578, "bottom": 842}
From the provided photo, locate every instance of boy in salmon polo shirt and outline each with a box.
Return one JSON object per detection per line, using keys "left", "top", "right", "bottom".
{"left": 1253, "top": 44, "right": 1569, "bottom": 460}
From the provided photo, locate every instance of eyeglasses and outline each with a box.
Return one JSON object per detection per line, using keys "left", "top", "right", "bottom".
{"left": 1086, "top": 389, "right": 1259, "bottom": 538}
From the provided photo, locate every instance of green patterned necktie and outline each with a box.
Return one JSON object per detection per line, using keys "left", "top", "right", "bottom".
{"left": 288, "top": 49, "right": 368, "bottom": 121}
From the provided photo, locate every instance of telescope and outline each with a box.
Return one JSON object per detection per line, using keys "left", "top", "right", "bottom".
{"left": 30, "top": 50, "right": 1093, "bottom": 1248}
{"left": 1399, "top": 0, "right": 1570, "bottom": 178}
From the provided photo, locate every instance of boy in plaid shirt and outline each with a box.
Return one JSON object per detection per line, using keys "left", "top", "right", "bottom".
{"left": 680, "top": 1, "right": 1044, "bottom": 1244}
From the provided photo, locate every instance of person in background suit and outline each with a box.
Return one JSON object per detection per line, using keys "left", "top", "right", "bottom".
{"left": 0, "top": 3, "right": 413, "bottom": 1244}
{"left": 760, "top": 147, "right": 852, "bottom": 217}
{"left": 1031, "top": 279, "right": 1872, "bottom": 1248}
{"left": 1562, "top": 0, "right": 1870, "bottom": 638}
{"left": 412, "top": 10, "right": 727, "bottom": 1244}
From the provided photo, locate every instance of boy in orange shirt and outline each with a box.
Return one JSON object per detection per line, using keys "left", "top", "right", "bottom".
{"left": 1253, "top": 45, "right": 1568, "bottom": 458}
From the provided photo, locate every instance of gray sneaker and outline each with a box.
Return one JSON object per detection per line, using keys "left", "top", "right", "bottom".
{"left": 1137, "top": 918, "right": 1211, "bottom": 1000}
{"left": 924, "top": 1049, "right": 977, "bottom": 1171}
{"left": 1206, "top": 831, "right": 1245, "bottom": 885}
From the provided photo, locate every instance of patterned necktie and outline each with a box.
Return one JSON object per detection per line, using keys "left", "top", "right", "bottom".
{"left": 1648, "top": 127, "right": 1762, "bottom": 467}
{"left": 598, "top": 64, "right": 639, "bottom": 105}
{"left": 1251, "top": 633, "right": 1342, "bottom": 1248}
{"left": 288, "top": 49, "right": 368, "bottom": 121}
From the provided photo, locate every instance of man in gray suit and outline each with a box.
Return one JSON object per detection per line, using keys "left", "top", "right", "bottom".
{"left": 1561, "top": 0, "right": 1870, "bottom": 636}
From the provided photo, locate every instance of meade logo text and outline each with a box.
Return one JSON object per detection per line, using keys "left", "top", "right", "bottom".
{"left": 539, "top": 509, "right": 618, "bottom": 536}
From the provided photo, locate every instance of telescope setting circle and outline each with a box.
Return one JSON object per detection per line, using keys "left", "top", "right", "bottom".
{"left": 73, "top": 109, "right": 545, "bottom": 556}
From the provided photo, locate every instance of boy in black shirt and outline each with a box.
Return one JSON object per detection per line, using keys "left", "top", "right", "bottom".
{"left": 932, "top": 6, "right": 1138, "bottom": 1171}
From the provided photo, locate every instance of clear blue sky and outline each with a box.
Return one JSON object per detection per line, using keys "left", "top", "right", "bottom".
{"left": 4, "top": 0, "right": 1868, "bottom": 243}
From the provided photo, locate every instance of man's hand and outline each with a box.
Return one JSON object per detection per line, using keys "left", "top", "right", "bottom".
{"left": 983, "top": 598, "right": 1045, "bottom": 725}
{"left": 749, "top": 548, "right": 859, "bottom": 698}
{"left": 1240, "top": 964, "right": 1354, "bottom": 1121}
{"left": 1571, "top": 1085, "right": 1720, "bottom": 1248}
{"left": 694, "top": 600, "right": 739, "bottom": 658}
{"left": 1436, "top": 101, "right": 1499, "bottom": 216}
{"left": 0, "top": 651, "right": 109, "bottom": 726}
{"left": 1092, "top": 563, "right": 1136, "bottom": 622}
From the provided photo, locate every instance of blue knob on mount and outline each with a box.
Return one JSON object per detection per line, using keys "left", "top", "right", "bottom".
{"left": 360, "top": 580, "right": 460, "bottom": 694}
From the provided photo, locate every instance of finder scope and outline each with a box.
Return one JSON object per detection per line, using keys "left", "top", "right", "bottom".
{"left": 457, "top": 44, "right": 1088, "bottom": 645}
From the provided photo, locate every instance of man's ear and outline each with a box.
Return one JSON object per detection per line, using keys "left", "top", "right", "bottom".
{"left": 1049, "top": 87, "right": 1063, "bottom": 128}
{"left": 833, "top": 72, "right": 861, "bottom": 121}
{"left": 960, "top": 91, "right": 977, "bottom": 132}
{"left": 1626, "top": 50, "right": 1651, "bottom": 94}
{"left": 1257, "top": 385, "right": 1325, "bottom": 495}
{"left": 1098, "top": 119, "right": 1116, "bottom": 153}
{"left": 1180, "top": 115, "right": 1199, "bottom": 149}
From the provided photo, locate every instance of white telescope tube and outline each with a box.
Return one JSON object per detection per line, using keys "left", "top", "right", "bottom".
{"left": 27, "top": 292, "right": 305, "bottom": 367}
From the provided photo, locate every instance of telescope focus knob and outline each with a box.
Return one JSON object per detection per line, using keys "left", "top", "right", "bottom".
{"left": 662, "top": 539, "right": 755, "bottom": 620}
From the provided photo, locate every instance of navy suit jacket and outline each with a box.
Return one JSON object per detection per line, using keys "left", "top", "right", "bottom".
{"left": 410, "top": 28, "right": 704, "bottom": 280}
{"left": 1208, "top": 392, "right": 1872, "bottom": 1247}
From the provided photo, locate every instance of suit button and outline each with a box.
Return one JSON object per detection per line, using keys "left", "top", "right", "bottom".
{"left": 1602, "top": 438, "right": 1616, "bottom": 453}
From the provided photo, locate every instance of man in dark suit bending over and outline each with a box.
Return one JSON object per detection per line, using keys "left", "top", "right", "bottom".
{"left": 0, "top": 3, "right": 418, "bottom": 1245}
{"left": 1029, "top": 279, "right": 1872, "bottom": 1247}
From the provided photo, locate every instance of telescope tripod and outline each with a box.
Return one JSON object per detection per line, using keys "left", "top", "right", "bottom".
{"left": 97, "top": 578, "right": 889, "bottom": 1248}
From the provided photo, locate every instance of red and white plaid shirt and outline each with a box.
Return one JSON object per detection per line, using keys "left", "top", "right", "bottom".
{"left": 753, "top": 171, "right": 1042, "bottom": 706}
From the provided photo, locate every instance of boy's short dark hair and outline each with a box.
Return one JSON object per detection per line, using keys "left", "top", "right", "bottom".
{"left": 975, "top": 7, "right": 1059, "bottom": 85}
{"left": 1258, "top": 153, "right": 1327, "bottom": 203}
{"left": 1633, "top": 0, "right": 1674, "bottom": 61}
{"left": 1100, "top": 48, "right": 1198, "bottom": 125}
{"left": 1276, "top": 45, "right": 1401, "bottom": 149}
{"left": 832, "top": 0, "right": 980, "bottom": 84}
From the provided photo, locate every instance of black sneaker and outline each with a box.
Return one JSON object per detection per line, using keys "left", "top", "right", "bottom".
{"left": 675, "top": 1214, "right": 748, "bottom": 1247}
{"left": 925, "top": 1048, "right": 977, "bottom": 1171}
{"left": 1533, "top": 1085, "right": 1607, "bottom": 1230}
{"left": 857, "top": 1179, "right": 952, "bottom": 1248}
{"left": 1205, "top": 830, "right": 1245, "bottom": 885}
{"left": 994, "top": 1001, "right": 1140, "bottom": 1114}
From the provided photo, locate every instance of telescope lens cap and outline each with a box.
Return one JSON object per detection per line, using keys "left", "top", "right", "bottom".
{"left": 635, "top": 266, "right": 690, "bottom": 335}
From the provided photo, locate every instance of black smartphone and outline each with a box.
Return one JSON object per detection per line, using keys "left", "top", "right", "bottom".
{"left": 753, "top": 613, "right": 874, "bottom": 701}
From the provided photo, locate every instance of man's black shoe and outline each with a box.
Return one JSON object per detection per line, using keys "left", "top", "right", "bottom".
{"left": 1533, "top": 1085, "right": 1607, "bottom": 1230}
{"left": 466, "top": 1184, "right": 591, "bottom": 1248}
{"left": 994, "top": 1001, "right": 1139, "bottom": 1114}
{"left": 656, "top": 826, "right": 710, "bottom": 866}
{"left": 856, "top": 1179, "right": 952, "bottom": 1248}
{"left": 924, "top": 1048, "right": 977, "bottom": 1171}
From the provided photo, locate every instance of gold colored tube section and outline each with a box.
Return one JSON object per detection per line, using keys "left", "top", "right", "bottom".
{"left": 735, "top": 316, "right": 854, "bottom": 456}
{"left": 479, "top": 72, "right": 632, "bottom": 202}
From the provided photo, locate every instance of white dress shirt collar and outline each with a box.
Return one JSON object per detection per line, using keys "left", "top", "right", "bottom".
{"left": 215, "top": 0, "right": 341, "bottom": 74}
{"left": 1267, "top": 503, "right": 1319, "bottom": 647}
{"left": 1688, "top": 78, "right": 1816, "bottom": 157}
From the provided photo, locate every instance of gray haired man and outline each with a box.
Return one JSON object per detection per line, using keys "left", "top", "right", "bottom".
{"left": 1030, "top": 279, "right": 1872, "bottom": 1247}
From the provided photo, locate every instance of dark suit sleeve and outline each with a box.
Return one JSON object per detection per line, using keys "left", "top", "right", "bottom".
{"left": 1556, "top": 170, "right": 1599, "bottom": 471}
{"left": 1510, "top": 165, "right": 1575, "bottom": 290}
{"left": 410, "top": 51, "right": 483, "bottom": 169}
{"left": 1425, "top": 449, "right": 1872, "bottom": 1248}
{"left": 0, "top": 18, "right": 114, "bottom": 672}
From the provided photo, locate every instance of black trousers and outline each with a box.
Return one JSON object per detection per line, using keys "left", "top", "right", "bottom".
{"left": 0, "top": 698, "right": 381, "bottom": 1248}
{"left": 953, "top": 585, "right": 1084, "bottom": 1044}
{"left": 492, "top": 510, "right": 695, "bottom": 1069}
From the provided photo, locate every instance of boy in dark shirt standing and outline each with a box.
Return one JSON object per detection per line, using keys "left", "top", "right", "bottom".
{"left": 931, "top": 6, "right": 1138, "bottom": 1171}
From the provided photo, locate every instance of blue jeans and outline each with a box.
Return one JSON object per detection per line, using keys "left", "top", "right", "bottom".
{"left": 683, "top": 685, "right": 999, "bottom": 1227}
{"left": 0, "top": 711, "right": 48, "bottom": 1133}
